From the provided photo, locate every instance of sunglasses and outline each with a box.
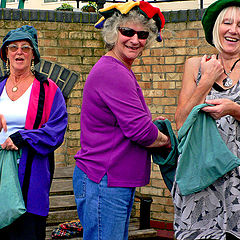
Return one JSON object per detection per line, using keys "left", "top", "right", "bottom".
{"left": 7, "top": 44, "right": 33, "bottom": 53}
{"left": 118, "top": 27, "right": 149, "bottom": 40}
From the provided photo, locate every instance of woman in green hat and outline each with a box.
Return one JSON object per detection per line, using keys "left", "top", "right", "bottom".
{"left": 0, "top": 25, "right": 68, "bottom": 239}
{"left": 173, "top": 0, "right": 240, "bottom": 239}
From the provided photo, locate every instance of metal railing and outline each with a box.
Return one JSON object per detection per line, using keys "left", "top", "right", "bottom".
{"left": 1, "top": 0, "right": 25, "bottom": 8}
{"left": 77, "top": 0, "right": 204, "bottom": 10}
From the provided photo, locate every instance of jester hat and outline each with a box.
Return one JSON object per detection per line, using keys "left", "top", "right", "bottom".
{"left": 95, "top": 1, "right": 165, "bottom": 42}
{"left": 202, "top": 0, "right": 240, "bottom": 46}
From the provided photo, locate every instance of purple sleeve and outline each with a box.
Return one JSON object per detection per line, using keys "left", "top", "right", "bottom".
{"left": 97, "top": 64, "right": 158, "bottom": 146}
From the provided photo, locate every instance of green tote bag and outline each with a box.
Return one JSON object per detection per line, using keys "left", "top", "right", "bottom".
{"left": 176, "top": 104, "right": 240, "bottom": 195}
{"left": 0, "top": 147, "right": 26, "bottom": 229}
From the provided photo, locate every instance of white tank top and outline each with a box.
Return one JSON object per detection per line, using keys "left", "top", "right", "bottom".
{"left": 0, "top": 84, "right": 32, "bottom": 144}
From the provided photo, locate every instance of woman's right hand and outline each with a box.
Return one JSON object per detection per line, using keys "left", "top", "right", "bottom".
{"left": 147, "top": 131, "right": 171, "bottom": 149}
{"left": 0, "top": 114, "right": 7, "bottom": 133}
{"left": 200, "top": 54, "right": 224, "bottom": 87}
{"left": 1, "top": 137, "right": 18, "bottom": 151}
{"left": 175, "top": 55, "right": 224, "bottom": 130}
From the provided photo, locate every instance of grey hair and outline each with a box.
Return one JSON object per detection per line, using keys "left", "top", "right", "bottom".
{"left": 213, "top": 6, "right": 240, "bottom": 52}
{"left": 101, "top": 10, "right": 158, "bottom": 50}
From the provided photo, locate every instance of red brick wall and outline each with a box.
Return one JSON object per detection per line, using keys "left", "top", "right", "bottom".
{"left": 0, "top": 8, "right": 217, "bottom": 224}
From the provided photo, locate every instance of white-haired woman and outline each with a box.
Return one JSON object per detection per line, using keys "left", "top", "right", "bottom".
{"left": 73, "top": 1, "right": 170, "bottom": 240}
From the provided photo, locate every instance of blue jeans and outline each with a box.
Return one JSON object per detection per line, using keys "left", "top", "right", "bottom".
{"left": 73, "top": 166, "right": 136, "bottom": 240}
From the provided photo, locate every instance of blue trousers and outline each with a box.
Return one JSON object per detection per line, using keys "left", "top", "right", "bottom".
{"left": 73, "top": 166, "right": 135, "bottom": 240}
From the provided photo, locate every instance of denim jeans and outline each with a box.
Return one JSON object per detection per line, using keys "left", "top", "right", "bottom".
{"left": 73, "top": 166, "right": 136, "bottom": 240}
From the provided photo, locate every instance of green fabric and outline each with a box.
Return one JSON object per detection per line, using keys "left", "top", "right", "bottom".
{"left": 0, "top": 25, "right": 40, "bottom": 65}
{"left": 151, "top": 119, "right": 178, "bottom": 191}
{"left": 0, "top": 0, "right": 6, "bottom": 8}
{"left": 0, "top": 147, "right": 26, "bottom": 229}
{"left": 202, "top": 0, "right": 240, "bottom": 46}
{"left": 176, "top": 104, "right": 240, "bottom": 196}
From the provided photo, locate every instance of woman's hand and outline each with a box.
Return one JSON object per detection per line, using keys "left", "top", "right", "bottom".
{"left": 1, "top": 137, "right": 18, "bottom": 151}
{"left": 163, "top": 135, "right": 172, "bottom": 149}
{"left": 175, "top": 55, "right": 223, "bottom": 130}
{"left": 151, "top": 116, "right": 171, "bottom": 148}
{"left": 0, "top": 114, "right": 7, "bottom": 133}
{"left": 147, "top": 131, "right": 171, "bottom": 149}
{"left": 203, "top": 98, "right": 239, "bottom": 120}
{"left": 153, "top": 116, "right": 166, "bottom": 122}
{"left": 200, "top": 55, "right": 224, "bottom": 88}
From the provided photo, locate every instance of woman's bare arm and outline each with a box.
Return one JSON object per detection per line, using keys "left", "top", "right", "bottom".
{"left": 175, "top": 55, "right": 224, "bottom": 130}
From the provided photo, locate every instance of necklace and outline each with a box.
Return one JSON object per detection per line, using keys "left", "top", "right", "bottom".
{"left": 9, "top": 73, "right": 34, "bottom": 92}
{"left": 12, "top": 86, "right": 18, "bottom": 92}
{"left": 12, "top": 80, "right": 22, "bottom": 92}
{"left": 222, "top": 58, "right": 240, "bottom": 87}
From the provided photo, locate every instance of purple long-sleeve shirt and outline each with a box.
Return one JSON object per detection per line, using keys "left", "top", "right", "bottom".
{"left": 75, "top": 56, "right": 158, "bottom": 187}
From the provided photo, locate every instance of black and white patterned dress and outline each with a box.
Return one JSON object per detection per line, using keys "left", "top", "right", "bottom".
{"left": 172, "top": 72, "right": 240, "bottom": 240}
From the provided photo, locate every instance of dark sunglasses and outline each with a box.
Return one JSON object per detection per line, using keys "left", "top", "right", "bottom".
{"left": 118, "top": 27, "right": 149, "bottom": 40}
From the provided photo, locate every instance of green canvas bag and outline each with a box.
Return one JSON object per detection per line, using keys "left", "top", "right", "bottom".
{"left": 0, "top": 147, "right": 26, "bottom": 229}
{"left": 176, "top": 104, "right": 240, "bottom": 195}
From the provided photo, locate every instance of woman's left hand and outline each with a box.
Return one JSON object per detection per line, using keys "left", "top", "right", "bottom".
{"left": 1, "top": 137, "right": 18, "bottom": 151}
{"left": 153, "top": 116, "right": 166, "bottom": 122}
{"left": 203, "top": 98, "right": 238, "bottom": 119}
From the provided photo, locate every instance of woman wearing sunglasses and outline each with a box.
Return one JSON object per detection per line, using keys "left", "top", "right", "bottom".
{"left": 0, "top": 25, "right": 68, "bottom": 239}
{"left": 73, "top": 1, "right": 170, "bottom": 240}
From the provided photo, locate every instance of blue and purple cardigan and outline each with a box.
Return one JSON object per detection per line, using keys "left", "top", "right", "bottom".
{"left": 0, "top": 72, "right": 68, "bottom": 217}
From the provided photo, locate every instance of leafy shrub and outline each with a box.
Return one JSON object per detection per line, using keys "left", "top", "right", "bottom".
{"left": 81, "top": 1, "right": 97, "bottom": 12}
{"left": 56, "top": 3, "right": 74, "bottom": 11}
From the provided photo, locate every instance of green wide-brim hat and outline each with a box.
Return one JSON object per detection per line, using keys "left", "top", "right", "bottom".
{"left": 0, "top": 25, "right": 40, "bottom": 65}
{"left": 202, "top": 0, "right": 240, "bottom": 46}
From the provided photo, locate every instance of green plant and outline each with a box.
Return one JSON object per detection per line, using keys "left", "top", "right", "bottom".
{"left": 81, "top": 1, "right": 98, "bottom": 12}
{"left": 56, "top": 3, "right": 74, "bottom": 11}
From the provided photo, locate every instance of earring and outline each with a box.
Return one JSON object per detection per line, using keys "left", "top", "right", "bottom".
{"left": 31, "top": 60, "right": 35, "bottom": 74}
{"left": 6, "top": 58, "right": 10, "bottom": 75}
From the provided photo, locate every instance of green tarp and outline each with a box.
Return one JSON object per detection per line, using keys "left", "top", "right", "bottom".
{"left": 176, "top": 104, "right": 240, "bottom": 195}
{"left": 0, "top": 147, "right": 26, "bottom": 229}
{"left": 151, "top": 119, "right": 179, "bottom": 191}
